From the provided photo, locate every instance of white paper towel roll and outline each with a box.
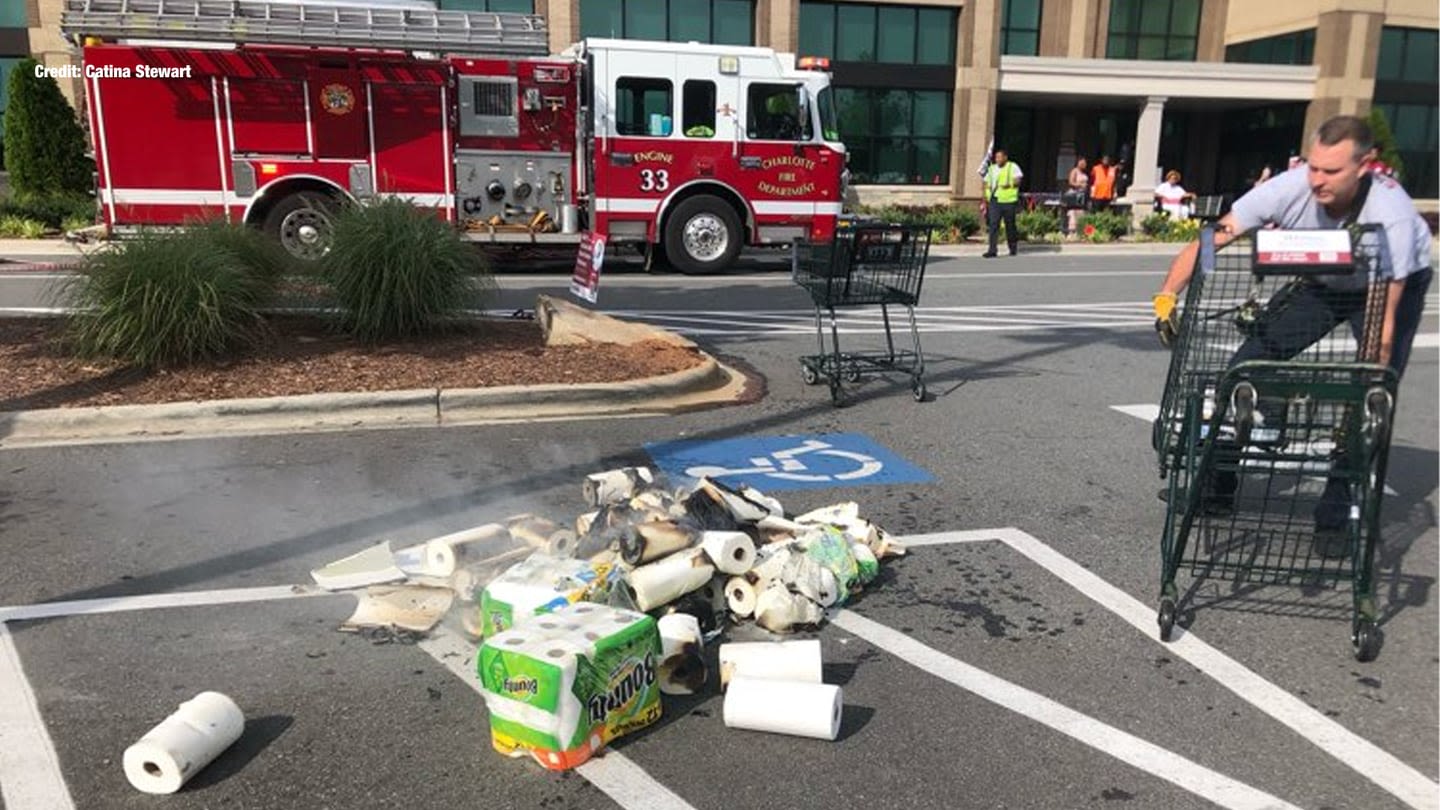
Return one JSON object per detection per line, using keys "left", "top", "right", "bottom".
{"left": 626, "top": 548, "right": 715, "bottom": 611}
{"left": 717, "top": 639, "right": 822, "bottom": 688}
{"left": 123, "top": 692, "right": 245, "bottom": 794}
{"left": 700, "top": 531, "right": 756, "bottom": 575}
{"left": 723, "top": 677, "right": 842, "bottom": 740}
{"left": 725, "top": 576, "right": 757, "bottom": 618}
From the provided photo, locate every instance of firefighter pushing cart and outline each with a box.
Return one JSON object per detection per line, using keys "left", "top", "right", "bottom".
{"left": 791, "top": 224, "right": 932, "bottom": 406}
{"left": 1152, "top": 224, "right": 1397, "bottom": 661}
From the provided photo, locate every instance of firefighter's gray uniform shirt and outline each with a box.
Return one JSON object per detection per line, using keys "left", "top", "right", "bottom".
{"left": 1229, "top": 166, "right": 1431, "bottom": 288}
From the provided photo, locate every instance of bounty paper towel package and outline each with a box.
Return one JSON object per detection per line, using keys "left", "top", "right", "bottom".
{"left": 477, "top": 552, "right": 614, "bottom": 638}
{"left": 478, "top": 602, "right": 662, "bottom": 770}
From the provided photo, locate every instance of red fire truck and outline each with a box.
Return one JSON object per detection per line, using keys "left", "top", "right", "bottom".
{"left": 59, "top": 0, "right": 847, "bottom": 274}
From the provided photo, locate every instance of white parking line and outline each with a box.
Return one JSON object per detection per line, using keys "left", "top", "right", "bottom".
{"left": 833, "top": 611, "right": 1302, "bottom": 810}
{"left": 0, "top": 624, "right": 75, "bottom": 810}
{"left": 987, "top": 527, "right": 1438, "bottom": 810}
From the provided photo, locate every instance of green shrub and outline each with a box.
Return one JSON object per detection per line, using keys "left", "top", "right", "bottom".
{"left": 922, "top": 205, "right": 981, "bottom": 242}
{"left": 1077, "top": 211, "right": 1130, "bottom": 242}
{"left": 1139, "top": 212, "right": 1203, "bottom": 242}
{"left": 1016, "top": 209, "right": 1060, "bottom": 241}
{"left": 320, "top": 197, "right": 492, "bottom": 342}
{"left": 61, "top": 214, "right": 94, "bottom": 234}
{"left": 186, "top": 219, "right": 295, "bottom": 283}
{"left": 0, "top": 192, "right": 97, "bottom": 228}
{"left": 0, "top": 216, "right": 46, "bottom": 238}
{"left": 2, "top": 58, "right": 93, "bottom": 196}
{"left": 58, "top": 227, "right": 278, "bottom": 369}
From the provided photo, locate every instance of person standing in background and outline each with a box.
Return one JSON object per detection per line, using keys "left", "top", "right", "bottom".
{"left": 1090, "top": 155, "right": 1117, "bottom": 212}
{"left": 1065, "top": 157, "right": 1089, "bottom": 236}
{"left": 982, "top": 148, "right": 1023, "bottom": 258}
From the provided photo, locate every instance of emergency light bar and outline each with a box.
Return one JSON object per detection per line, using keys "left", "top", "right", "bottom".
{"left": 797, "top": 56, "right": 830, "bottom": 70}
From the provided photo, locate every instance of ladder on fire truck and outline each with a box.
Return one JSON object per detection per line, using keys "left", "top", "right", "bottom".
{"left": 60, "top": 0, "right": 550, "bottom": 56}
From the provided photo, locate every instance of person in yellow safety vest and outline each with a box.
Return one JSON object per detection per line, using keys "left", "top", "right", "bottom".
{"left": 982, "top": 148, "right": 1024, "bottom": 257}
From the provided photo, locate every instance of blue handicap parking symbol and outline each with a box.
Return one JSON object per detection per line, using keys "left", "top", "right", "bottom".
{"left": 644, "top": 433, "right": 932, "bottom": 491}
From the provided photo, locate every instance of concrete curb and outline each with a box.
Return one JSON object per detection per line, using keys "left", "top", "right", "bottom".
{"left": 0, "top": 327, "right": 747, "bottom": 448}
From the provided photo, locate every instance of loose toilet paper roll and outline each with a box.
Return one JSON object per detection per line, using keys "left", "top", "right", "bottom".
{"left": 625, "top": 548, "right": 715, "bottom": 611}
{"left": 657, "top": 613, "right": 706, "bottom": 695}
{"left": 701, "top": 531, "right": 756, "bottom": 575}
{"left": 723, "top": 677, "right": 842, "bottom": 741}
{"left": 123, "top": 691, "right": 245, "bottom": 794}
{"left": 725, "top": 576, "right": 757, "bottom": 618}
{"left": 718, "top": 639, "right": 822, "bottom": 688}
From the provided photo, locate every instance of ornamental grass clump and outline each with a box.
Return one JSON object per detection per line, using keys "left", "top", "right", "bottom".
{"left": 59, "top": 226, "right": 277, "bottom": 369}
{"left": 320, "top": 197, "right": 493, "bottom": 342}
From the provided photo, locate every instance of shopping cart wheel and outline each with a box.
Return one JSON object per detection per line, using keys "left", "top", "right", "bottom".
{"left": 845, "top": 365, "right": 862, "bottom": 383}
{"left": 1231, "top": 382, "right": 1257, "bottom": 446}
{"left": 1352, "top": 620, "right": 1380, "bottom": 662}
{"left": 911, "top": 378, "right": 926, "bottom": 402}
{"left": 1157, "top": 598, "right": 1177, "bottom": 642}
{"left": 801, "top": 364, "right": 820, "bottom": 385}
{"left": 1363, "top": 386, "right": 1392, "bottom": 444}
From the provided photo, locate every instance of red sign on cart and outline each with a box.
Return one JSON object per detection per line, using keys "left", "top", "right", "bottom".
{"left": 569, "top": 233, "right": 607, "bottom": 304}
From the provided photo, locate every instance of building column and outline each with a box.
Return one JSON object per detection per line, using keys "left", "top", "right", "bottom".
{"left": 1127, "top": 95, "right": 1166, "bottom": 223}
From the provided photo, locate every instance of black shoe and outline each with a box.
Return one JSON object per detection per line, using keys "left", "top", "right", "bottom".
{"left": 982, "top": 252, "right": 997, "bottom": 258}
{"left": 1313, "top": 479, "right": 1352, "bottom": 531}
{"left": 1008, "top": 249, "right": 1018, "bottom": 256}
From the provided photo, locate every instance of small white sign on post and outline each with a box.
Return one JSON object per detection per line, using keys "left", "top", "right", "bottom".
{"left": 569, "top": 233, "right": 606, "bottom": 304}
{"left": 1253, "top": 229, "right": 1353, "bottom": 273}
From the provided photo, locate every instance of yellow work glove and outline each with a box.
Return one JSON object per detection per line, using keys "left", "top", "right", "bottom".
{"left": 1153, "top": 292, "right": 1179, "bottom": 348}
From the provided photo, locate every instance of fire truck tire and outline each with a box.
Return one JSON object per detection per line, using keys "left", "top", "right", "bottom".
{"left": 664, "top": 196, "right": 741, "bottom": 275}
{"left": 263, "top": 192, "right": 338, "bottom": 262}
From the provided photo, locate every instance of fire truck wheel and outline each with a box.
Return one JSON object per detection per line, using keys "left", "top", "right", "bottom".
{"left": 264, "top": 192, "right": 337, "bottom": 262}
{"left": 664, "top": 196, "right": 741, "bottom": 275}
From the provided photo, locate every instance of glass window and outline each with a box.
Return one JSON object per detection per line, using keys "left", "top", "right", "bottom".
{"left": 876, "top": 7, "right": 916, "bottom": 63}
{"left": 1403, "top": 29, "right": 1438, "bottom": 80}
{"left": 1377, "top": 28, "right": 1405, "bottom": 80}
{"left": 834, "top": 88, "right": 950, "bottom": 185}
{"left": 747, "top": 83, "right": 809, "bottom": 141}
{"left": 579, "top": 0, "right": 754, "bottom": 45}
{"left": 1107, "top": 0, "right": 1201, "bottom": 61}
{"left": 1002, "top": 0, "right": 1043, "bottom": 56}
{"left": 1226, "top": 29, "right": 1314, "bottom": 65}
{"left": 615, "top": 77, "right": 672, "bottom": 136}
{"left": 581, "top": 0, "right": 622, "bottom": 38}
{"left": 836, "top": 4, "right": 876, "bottom": 61}
{"left": 798, "top": 4, "right": 835, "bottom": 59}
{"left": 625, "top": 0, "right": 666, "bottom": 40}
{"left": 682, "top": 79, "right": 715, "bottom": 137}
{"left": 0, "top": 4, "right": 27, "bottom": 26}
{"left": 713, "top": 0, "right": 753, "bottom": 45}
{"left": 670, "top": 4, "right": 709, "bottom": 41}
{"left": 915, "top": 8, "right": 955, "bottom": 65}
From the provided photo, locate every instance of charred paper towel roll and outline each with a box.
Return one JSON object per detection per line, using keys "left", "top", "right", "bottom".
{"left": 657, "top": 613, "right": 707, "bottom": 694}
{"left": 582, "top": 467, "right": 656, "bottom": 507}
{"left": 123, "top": 691, "right": 245, "bottom": 794}
{"left": 723, "top": 676, "right": 842, "bottom": 741}
{"left": 618, "top": 520, "right": 697, "bottom": 566}
{"left": 626, "top": 548, "right": 715, "bottom": 611}
{"left": 700, "top": 531, "right": 756, "bottom": 575}
{"left": 717, "top": 639, "right": 823, "bottom": 688}
{"left": 725, "top": 576, "right": 757, "bottom": 618}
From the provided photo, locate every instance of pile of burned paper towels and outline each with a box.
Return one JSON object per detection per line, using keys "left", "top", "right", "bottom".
{"left": 309, "top": 467, "right": 901, "bottom": 768}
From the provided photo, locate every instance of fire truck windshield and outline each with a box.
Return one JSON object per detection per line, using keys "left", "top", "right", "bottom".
{"left": 817, "top": 86, "right": 840, "bottom": 143}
